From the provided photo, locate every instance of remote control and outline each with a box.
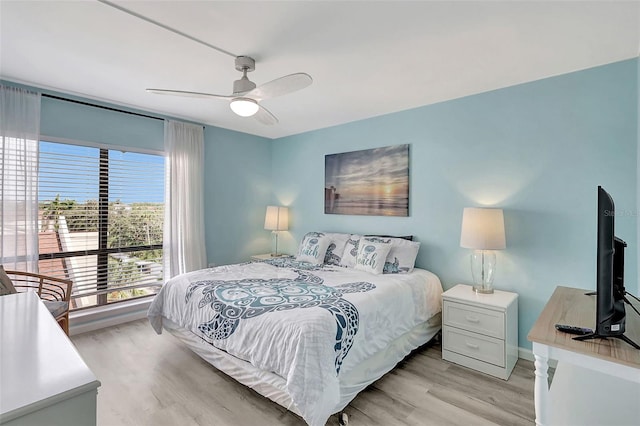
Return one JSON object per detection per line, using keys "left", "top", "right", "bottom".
{"left": 555, "top": 324, "right": 593, "bottom": 335}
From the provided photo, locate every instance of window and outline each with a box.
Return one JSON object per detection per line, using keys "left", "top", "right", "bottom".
{"left": 38, "top": 140, "right": 164, "bottom": 310}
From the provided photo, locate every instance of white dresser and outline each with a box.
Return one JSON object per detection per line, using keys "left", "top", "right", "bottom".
{"left": 442, "top": 284, "right": 518, "bottom": 380}
{"left": 0, "top": 292, "right": 101, "bottom": 425}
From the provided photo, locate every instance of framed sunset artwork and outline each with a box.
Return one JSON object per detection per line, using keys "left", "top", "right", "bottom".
{"left": 325, "top": 144, "right": 409, "bottom": 216}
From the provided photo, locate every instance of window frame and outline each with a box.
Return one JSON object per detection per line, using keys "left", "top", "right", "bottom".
{"left": 38, "top": 136, "right": 165, "bottom": 309}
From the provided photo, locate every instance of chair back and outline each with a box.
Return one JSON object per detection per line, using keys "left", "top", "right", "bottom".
{"left": 4, "top": 270, "right": 72, "bottom": 302}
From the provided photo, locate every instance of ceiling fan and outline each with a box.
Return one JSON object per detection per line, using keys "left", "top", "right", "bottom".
{"left": 147, "top": 56, "right": 312, "bottom": 125}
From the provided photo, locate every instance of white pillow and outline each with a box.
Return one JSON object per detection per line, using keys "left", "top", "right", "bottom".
{"left": 383, "top": 238, "right": 421, "bottom": 274}
{"left": 323, "top": 233, "right": 351, "bottom": 266}
{"left": 354, "top": 238, "right": 392, "bottom": 275}
{"left": 296, "top": 232, "right": 331, "bottom": 265}
{"left": 339, "top": 234, "right": 362, "bottom": 268}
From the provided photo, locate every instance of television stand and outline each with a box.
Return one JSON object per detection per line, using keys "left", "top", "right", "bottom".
{"left": 573, "top": 332, "right": 640, "bottom": 350}
{"left": 528, "top": 286, "right": 640, "bottom": 426}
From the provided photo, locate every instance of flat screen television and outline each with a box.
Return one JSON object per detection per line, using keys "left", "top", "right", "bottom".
{"left": 574, "top": 186, "right": 639, "bottom": 349}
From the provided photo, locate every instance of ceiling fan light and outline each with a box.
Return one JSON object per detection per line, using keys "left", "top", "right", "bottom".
{"left": 230, "top": 98, "right": 259, "bottom": 117}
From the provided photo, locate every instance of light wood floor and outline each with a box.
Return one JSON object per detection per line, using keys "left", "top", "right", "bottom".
{"left": 72, "top": 319, "right": 535, "bottom": 426}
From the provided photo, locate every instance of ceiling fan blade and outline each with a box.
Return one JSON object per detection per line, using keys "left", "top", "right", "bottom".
{"left": 254, "top": 104, "right": 278, "bottom": 126}
{"left": 146, "top": 88, "right": 232, "bottom": 100}
{"left": 245, "top": 73, "right": 312, "bottom": 101}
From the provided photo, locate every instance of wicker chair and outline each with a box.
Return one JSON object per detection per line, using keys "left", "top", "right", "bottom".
{"left": 5, "top": 270, "right": 73, "bottom": 335}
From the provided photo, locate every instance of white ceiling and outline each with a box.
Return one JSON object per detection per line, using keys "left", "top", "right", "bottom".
{"left": 1, "top": 1, "right": 639, "bottom": 139}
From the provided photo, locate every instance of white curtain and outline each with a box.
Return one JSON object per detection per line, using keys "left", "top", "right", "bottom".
{"left": 0, "top": 85, "right": 41, "bottom": 272}
{"left": 164, "top": 120, "right": 207, "bottom": 279}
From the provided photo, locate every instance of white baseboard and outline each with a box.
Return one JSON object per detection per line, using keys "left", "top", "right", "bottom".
{"left": 518, "top": 347, "right": 534, "bottom": 362}
{"left": 69, "top": 298, "right": 152, "bottom": 336}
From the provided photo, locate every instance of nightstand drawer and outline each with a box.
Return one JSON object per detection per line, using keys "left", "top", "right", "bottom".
{"left": 443, "top": 301, "right": 505, "bottom": 339}
{"left": 443, "top": 326, "right": 505, "bottom": 367}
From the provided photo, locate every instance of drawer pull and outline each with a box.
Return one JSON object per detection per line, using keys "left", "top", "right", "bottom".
{"left": 465, "top": 342, "right": 480, "bottom": 350}
{"left": 465, "top": 315, "right": 480, "bottom": 323}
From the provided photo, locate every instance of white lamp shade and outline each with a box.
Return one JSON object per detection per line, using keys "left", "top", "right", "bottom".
{"left": 460, "top": 207, "right": 506, "bottom": 250}
{"left": 230, "top": 98, "right": 259, "bottom": 117}
{"left": 264, "top": 206, "right": 289, "bottom": 231}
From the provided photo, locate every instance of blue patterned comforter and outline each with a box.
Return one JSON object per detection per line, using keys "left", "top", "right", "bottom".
{"left": 148, "top": 259, "right": 442, "bottom": 426}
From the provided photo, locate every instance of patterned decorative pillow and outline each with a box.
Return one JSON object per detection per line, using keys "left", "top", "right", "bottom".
{"left": 383, "top": 238, "right": 421, "bottom": 274}
{"left": 296, "top": 232, "right": 331, "bottom": 265}
{"left": 323, "top": 233, "right": 351, "bottom": 266}
{"left": 296, "top": 232, "right": 321, "bottom": 256}
{"left": 339, "top": 234, "right": 362, "bottom": 268}
{"left": 354, "top": 238, "right": 392, "bottom": 275}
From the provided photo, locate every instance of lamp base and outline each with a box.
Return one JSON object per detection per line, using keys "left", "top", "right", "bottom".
{"left": 472, "top": 285, "right": 494, "bottom": 294}
{"left": 470, "top": 250, "right": 496, "bottom": 295}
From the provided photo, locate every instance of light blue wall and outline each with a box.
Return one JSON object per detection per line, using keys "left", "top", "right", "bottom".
{"left": 40, "top": 96, "right": 164, "bottom": 151}
{"left": 203, "top": 126, "right": 272, "bottom": 265}
{"left": 0, "top": 81, "right": 166, "bottom": 151}
{"left": 271, "top": 59, "right": 638, "bottom": 350}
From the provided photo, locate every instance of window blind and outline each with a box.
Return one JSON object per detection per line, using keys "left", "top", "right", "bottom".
{"left": 38, "top": 141, "right": 164, "bottom": 310}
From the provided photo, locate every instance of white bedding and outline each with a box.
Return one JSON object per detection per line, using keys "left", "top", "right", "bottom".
{"left": 148, "top": 258, "right": 442, "bottom": 426}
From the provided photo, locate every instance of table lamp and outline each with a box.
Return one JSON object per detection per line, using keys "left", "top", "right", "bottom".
{"left": 460, "top": 207, "right": 506, "bottom": 294}
{"left": 264, "top": 206, "right": 288, "bottom": 256}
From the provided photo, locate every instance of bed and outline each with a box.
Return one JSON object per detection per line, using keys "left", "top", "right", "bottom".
{"left": 148, "top": 235, "right": 443, "bottom": 426}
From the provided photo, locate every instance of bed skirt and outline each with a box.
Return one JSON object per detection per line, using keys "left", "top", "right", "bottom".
{"left": 162, "top": 312, "right": 441, "bottom": 419}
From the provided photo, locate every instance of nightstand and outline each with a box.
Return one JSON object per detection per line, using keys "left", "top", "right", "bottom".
{"left": 251, "top": 253, "right": 290, "bottom": 261}
{"left": 442, "top": 284, "right": 518, "bottom": 380}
